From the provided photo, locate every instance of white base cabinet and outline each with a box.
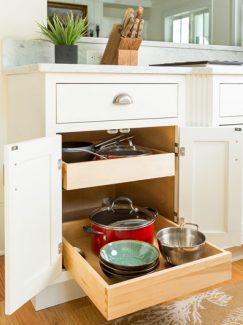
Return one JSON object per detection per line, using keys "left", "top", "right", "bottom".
{"left": 4, "top": 66, "right": 240, "bottom": 319}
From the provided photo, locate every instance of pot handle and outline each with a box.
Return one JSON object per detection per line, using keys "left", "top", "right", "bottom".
{"left": 110, "top": 196, "right": 138, "bottom": 213}
{"left": 181, "top": 222, "right": 199, "bottom": 231}
{"left": 83, "top": 226, "right": 107, "bottom": 240}
{"left": 145, "top": 207, "right": 159, "bottom": 218}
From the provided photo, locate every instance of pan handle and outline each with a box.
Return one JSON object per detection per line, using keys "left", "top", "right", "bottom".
{"left": 83, "top": 226, "right": 107, "bottom": 241}
{"left": 145, "top": 207, "right": 158, "bottom": 219}
{"left": 76, "top": 148, "right": 107, "bottom": 160}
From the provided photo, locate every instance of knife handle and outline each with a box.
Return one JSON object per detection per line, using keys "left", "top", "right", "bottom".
{"left": 121, "top": 16, "right": 135, "bottom": 37}
{"left": 122, "top": 8, "right": 134, "bottom": 30}
{"left": 135, "top": 7, "right": 144, "bottom": 20}
{"left": 131, "top": 18, "right": 140, "bottom": 38}
{"left": 137, "top": 19, "right": 144, "bottom": 39}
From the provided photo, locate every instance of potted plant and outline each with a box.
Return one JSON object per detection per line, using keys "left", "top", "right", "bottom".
{"left": 38, "top": 12, "right": 88, "bottom": 64}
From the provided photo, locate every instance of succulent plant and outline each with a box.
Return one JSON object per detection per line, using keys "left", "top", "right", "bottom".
{"left": 37, "top": 12, "right": 88, "bottom": 45}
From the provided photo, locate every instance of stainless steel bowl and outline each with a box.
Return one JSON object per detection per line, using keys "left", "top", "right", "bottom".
{"left": 156, "top": 223, "right": 206, "bottom": 266}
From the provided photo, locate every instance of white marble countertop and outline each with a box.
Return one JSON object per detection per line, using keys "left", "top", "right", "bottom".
{"left": 5, "top": 63, "right": 243, "bottom": 75}
{"left": 4, "top": 63, "right": 191, "bottom": 75}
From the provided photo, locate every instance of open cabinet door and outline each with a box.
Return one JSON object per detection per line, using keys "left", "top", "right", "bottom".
{"left": 179, "top": 127, "right": 242, "bottom": 248}
{"left": 4, "top": 136, "right": 62, "bottom": 314}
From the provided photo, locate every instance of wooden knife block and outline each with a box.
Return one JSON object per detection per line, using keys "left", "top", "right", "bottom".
{"left": 101, "top": 24, "right": 142, "bottom": 65}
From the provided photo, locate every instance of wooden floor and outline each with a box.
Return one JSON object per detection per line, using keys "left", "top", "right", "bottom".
{"left": 1, "top": 256, "right": 243, "bottom": 325}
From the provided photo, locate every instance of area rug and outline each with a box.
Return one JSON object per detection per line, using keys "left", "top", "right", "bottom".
{"left": 106, "top": 282, "right": 243, "bottom": 325}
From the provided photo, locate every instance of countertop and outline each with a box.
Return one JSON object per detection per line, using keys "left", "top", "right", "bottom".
{"left": 5, "top": 63, "right": 243, "bottom": 75}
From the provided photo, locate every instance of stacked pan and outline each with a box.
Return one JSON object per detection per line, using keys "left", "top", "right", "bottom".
{"left": 99, "top": 240, "right": 160, "bottom": 280}
{"left": 62, "top": 134, "right": 153, "bottom": 163}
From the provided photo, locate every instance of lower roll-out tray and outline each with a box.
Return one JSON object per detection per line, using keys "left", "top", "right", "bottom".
{"left": 62, "top": 216, "right": 231, "bottom": 321}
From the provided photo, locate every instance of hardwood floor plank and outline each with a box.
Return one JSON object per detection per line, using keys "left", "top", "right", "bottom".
{"left": 0, "top": 256, "right": 5, "bottom": 303}
{"left": 0, "top": 258, "right": 243, "bottom": 325}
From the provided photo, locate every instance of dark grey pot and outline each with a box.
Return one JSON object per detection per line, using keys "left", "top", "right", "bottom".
{"left": 55, "top": 45, "right": 78, "bottom": 64}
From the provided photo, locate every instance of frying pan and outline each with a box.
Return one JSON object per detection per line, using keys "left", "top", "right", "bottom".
{"left": 62, "top": 134, "right": 132, "bottom": 163}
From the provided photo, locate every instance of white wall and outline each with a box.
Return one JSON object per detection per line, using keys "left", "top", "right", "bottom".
{"left": 0, "top": 0, "right": 48, "bottom": 254}
{"left": 212, "top": 0, "right": 232, "bottom": 45}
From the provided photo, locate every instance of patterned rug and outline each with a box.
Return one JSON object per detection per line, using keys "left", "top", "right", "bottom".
{"left": 106, "top": 282, "right": 243, "bottom": 325}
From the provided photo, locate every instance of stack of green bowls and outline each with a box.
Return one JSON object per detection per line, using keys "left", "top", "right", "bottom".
{"left": 99, "top": 240, "right": 160, "bottom": 280}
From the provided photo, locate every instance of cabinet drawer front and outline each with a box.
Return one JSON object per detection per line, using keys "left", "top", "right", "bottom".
{"left": 57, "top": 83, "right": 178, "bottom": 124}
{"left": 62, "top": 151, "right": 175, "bottom": 190}
{"left": 220, "top": 84, "right": 243, "bottom": 117}
{"left": 62, "top": 217, "right": 231, "bottom": 321}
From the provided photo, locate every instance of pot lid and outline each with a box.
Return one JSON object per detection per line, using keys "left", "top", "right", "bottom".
{"left": 90, "top": 197, "right": 158, "bottom": 230}
{"left": 96, "top": 144, "right": 152, "bottom": 157}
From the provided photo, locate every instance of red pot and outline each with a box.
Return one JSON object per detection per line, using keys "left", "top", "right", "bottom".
{"left": 83, "top": 197, "right": 158, "bottom": 254}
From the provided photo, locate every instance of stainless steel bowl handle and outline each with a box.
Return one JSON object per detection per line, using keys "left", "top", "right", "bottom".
{"left": 113, "top": 93, "right": 133, "bottom": 105}
{"left": 83, "top": 226, "right": 107, "bottom": 240}
{"left": 181, "top": 222, "right": 199, "bottom": 231}
{"left": 110, "top": 197, "right": 138, "bottom": 213}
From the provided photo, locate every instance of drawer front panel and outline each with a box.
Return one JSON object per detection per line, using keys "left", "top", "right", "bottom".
{"left": 62, "top": 152, "right": 175, "bottom": 190}
{"left": 220, "top": 84, "right": 243, "bottom": 117}
{"left": 56, "top": 83, "right": 178, "bottom": 124}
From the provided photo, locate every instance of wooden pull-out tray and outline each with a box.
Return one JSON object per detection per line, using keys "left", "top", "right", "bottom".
{"left": 62, "top": 150, "right": 175, "bottom": 190}
{"left": 62, "top": 217, "right": 231, "bottom": 321}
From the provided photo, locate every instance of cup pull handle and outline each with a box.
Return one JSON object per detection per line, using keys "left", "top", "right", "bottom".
{"left": 113, "top": 93, "right": 133, "bottom": 105}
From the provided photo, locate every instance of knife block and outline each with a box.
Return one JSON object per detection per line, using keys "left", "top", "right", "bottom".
{"left": 100, "top": 24, "right": 142, "bottom": 65}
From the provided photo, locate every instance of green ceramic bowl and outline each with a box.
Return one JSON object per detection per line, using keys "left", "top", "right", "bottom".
{"left": 100, "top": 259, "right": 160, "bottom": 276}
{"left": 99, "top": 240, "right": 160, "bottom": 270}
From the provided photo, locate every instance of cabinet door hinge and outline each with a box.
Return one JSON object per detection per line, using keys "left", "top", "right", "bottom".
{"left": 11, "top": 145, "right": 18, "bottom": 151}
{"left": 58, "top": 242, "right": 63, "bottom": 254}
{"left": 175, "top": 143, "right": 185, "bottom": 157}
{"left": 179, "top": 147, "right": 185, "bottom": 156}
{"left": 174, "top": 211, "right": 178, "bottom": 223}
{"left": 58, "top": 159, "right": 62, "bottom": 170}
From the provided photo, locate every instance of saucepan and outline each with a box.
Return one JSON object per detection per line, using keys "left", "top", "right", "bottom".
{"left": 156, "top": 223, "right": 206, "bottom": 265}
{"left": 83, "top": 197, "right": 158, "bottom": 254}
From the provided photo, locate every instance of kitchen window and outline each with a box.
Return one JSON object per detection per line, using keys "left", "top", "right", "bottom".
{"left": 166, "top": 9, "right": 210, "bottom": 45}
